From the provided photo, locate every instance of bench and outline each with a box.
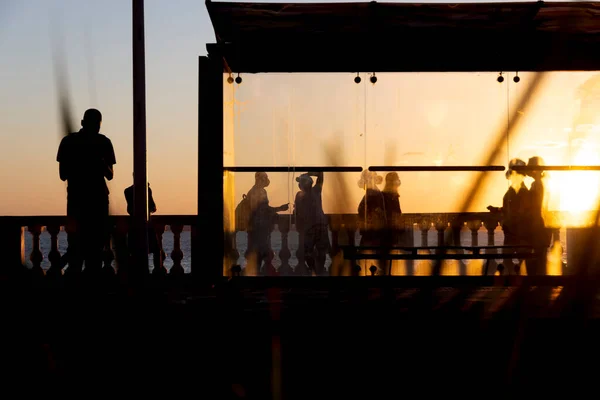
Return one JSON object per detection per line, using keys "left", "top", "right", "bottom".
{"left": 340, "top": 245, "right": 539, "bottom": 276}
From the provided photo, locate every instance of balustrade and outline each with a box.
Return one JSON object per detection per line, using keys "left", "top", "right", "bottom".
{"left": 0, "top": 215, "right": 195, "bottom": 278}
{"left": 0, "top": 212, "right": 568, "bottom": 278}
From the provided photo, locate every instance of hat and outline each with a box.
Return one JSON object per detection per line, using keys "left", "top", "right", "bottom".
{"left": 385, "top": 172, "right": 401, "bottom": 185}
{"left": 357, "top": 170, "right": 383, "bottom": 189}
{"left": 505, "top": 158, "right": 526, "bottom": 179}
{"left": 255, "top": 171, "right": 268, "bottom": 180}
{"left": 296, "top": 173, "right": 313, "bottom": 185}
{"left": 526, "top": 156, "right": 545, "bottom": 177}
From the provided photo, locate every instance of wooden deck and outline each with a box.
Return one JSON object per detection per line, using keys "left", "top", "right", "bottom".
{"left": 3, "top": 275, "right": 600, "bottom": 397}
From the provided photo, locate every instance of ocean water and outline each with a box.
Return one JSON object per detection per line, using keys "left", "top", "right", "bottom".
{"left": 24, "top": 226, "right": 568, "bottom": 275}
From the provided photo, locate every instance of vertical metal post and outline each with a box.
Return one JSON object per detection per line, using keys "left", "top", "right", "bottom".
{"left": 195, "top": 55, "right": 223, "bottom": 284}
{"left": 132, "top": 0, "right": 149, "bottom": 277}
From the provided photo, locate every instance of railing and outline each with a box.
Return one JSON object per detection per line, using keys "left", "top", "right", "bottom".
{"left": 0, "top": 212, "right": 565, "bottom": 277}
{"left": 229, "top": 212, "right": 561, "bottom": 276}
{"left": 0, "top": 215, "right": 196, "bottom": 277}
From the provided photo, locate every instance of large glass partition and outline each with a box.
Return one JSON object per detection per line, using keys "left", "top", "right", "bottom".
{"left": 222, "top": 72, "right": 600, "bottom": 276}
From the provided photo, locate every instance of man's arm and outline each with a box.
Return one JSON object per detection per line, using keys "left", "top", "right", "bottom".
{"left": 59, "top": 163, "right": 69, "bottom": 182}
{"left": 103, "top": 138, "right": 117, "bottom": 181}
{"left": 148, "top": 187, "right": 157, "bottom": 214}
{"left": 57, "top": 137, "right": 69, "bottom": 181}
{"left": 310, "top": 171, "right": 323, "bottom": 188}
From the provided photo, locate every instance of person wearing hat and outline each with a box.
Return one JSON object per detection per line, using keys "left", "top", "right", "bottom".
{"left": 487, "top": 158, "right": 531, "bottom": 275}
{"left": 526, "top": 156, "right": 552, "bottom": 275}
{"left": 245, "top": 172, "right": 289, "bottom": 275}
{"left": 294, "top": 172, "right": 329, "bottom": 276}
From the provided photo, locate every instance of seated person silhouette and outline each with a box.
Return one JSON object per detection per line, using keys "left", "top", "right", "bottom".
{"left": 124, "top": 182, "right": 164, "bottom": 270}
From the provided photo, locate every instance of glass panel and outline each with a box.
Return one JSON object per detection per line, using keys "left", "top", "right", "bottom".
{"left": 223, "top": 73, "right": 367, "bottom": 276}
{"left": 367, "top": 72, "right": 510, "bottom": 213}
{"left": 506, "top": 72, "right": 600, "bottom": 274}
{"left": 223, "top": 72, "right": 513, "bottom": 276}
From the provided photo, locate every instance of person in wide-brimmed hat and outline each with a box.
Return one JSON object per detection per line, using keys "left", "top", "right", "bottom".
{"left": 526, "top": 156, "right": 552, "bottom": 275}
{"left": 487, "top": 158, "right": 531, "bottom": 275}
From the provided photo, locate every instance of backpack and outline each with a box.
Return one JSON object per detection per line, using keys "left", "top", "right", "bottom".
{"left": 235, "top": 194, "right": 251, "bottom": 231}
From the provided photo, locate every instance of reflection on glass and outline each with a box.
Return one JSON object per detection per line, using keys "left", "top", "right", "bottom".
{"left": 221, "top": 71, "right": 600, "bottom": 276}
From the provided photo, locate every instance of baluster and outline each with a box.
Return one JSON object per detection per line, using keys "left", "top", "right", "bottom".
{"left": 264, "top": 226, "right": 278, "bottom": 276}
{"left": 28, "top": 225, "right": 44, "bottom": 277}
{"left": 483, "top": 219, "right": 498, "bottom": 275}
{"left": 295, "top": 230, "right": 307, "bottom": 276}
{"left": 420, "top": 222, "right": 429, "bottom": 248}
{"left": 153, "top": 223, "right": 167, "bottom": 275}
{"left": 169, "top": 224, "right": 184, "bottom": 276}
{"left": 469, "top": 221, "right": 480, "bottom": 247}
{"left": 0, "top": 220, "right": 25, "bottom": 276}
{"left": 278, "top": 219, "right": 293, "bottom": 276}
{"left": 435, "top": 223, "right": 446, "bottom": 248}
{"left": 46, "top": 224, "right": 62, "bottom": 277}
{"left": 450, "top": 220, "right": 466, "bottom": 275}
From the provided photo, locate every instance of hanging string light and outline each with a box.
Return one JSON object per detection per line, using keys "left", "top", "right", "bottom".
{"left": 497, "top": 72, "right": 504, "bottom": 83}
{"left": 235, "top": 73, "right": 242, "bottom": 84}
{"left": 227, "top": 73, "right": 234, "bottom": 84}
{"left": 513, "top": 71, "right": 520, "bottom": 83}
{"left": 354, "top": 72, "right": 361, "bottom": 84}
{"left": 370, "top": 72, "right": 377, "bottom": 84}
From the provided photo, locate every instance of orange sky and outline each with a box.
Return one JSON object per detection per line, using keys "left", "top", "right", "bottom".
{"left": 1, "top": 2, "right": 599, "bottom": 216}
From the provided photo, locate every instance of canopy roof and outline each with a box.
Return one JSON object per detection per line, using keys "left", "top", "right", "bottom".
{"left": 205, "top": 1, "right": 600, "bottom": 73}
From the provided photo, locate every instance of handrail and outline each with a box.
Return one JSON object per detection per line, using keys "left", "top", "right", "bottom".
{"left": 368, "top": 166, "right": 505, "bottom": 172}
{"left": 223, "top": 166, "right": 362, "bottom": 172}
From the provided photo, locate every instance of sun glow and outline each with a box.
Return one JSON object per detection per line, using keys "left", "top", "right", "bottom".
{"left": 551, "top": 145, "right": 600, "bottom": 226}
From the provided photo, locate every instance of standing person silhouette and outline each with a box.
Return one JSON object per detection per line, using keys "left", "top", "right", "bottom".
{"left": 125, "top": 181, "right": 163, "bottom": 271}
{"left": 294, "top": 172, "right": 330, "bottom": 276}
{"left": 56, "top": 109, "right": 116, "bottom": 278}
{"left": 526, "top": 156, "right": 552, "bottom": 275}
{"left": 245, "top": 172, "right": 289, "bottom": 275}
{"left": 487, "top": 158, "right": 531, "bottom": 275}
{"left": 382, "top": 172, "right": 403, "bottom": 275}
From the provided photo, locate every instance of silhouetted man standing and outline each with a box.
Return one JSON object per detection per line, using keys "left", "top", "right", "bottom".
{"left": 57, "top": 109, "right": 116, "bottom": 277}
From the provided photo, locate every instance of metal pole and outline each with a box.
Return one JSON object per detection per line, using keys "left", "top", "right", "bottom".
{"left": 132, "top": 0, "right": 149, "bottom": 277}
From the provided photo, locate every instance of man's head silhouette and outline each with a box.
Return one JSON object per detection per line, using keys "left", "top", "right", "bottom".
{"left": 81, "top": 108, "right": 102, "bottom": 134}
{"left": 296, "top": 173, "right": 313, "bottom": 192}
{"left": 255, "top": 171, "right": 270, "bottom": 188}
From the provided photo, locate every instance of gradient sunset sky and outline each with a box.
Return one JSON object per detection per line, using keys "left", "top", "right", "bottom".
{"left": 2, "top": 0, "right": 599, "bottom": 216}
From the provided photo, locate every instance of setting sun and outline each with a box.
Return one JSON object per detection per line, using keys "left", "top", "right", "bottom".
{"left": 551, "top": 145, "right": 600, "bottom": 226}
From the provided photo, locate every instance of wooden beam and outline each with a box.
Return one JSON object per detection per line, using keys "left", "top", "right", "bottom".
{"left": 196, "top": 55, "right": 224, "bottom": 284}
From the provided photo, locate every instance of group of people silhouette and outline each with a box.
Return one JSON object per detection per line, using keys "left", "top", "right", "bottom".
{"left": 237, "top": 169, "right": 404, "bottom": 276}
{"left": 487, "top": 156, "right": 552, "bottom": 275}
{"left": 55, "top": 108, "right": 163, "bottom": 278}
{"left": 57, "top": 109, "right": 552, "bottom": 278}
{"left": 239, "top": 158, "right": 553, "bottom": 276}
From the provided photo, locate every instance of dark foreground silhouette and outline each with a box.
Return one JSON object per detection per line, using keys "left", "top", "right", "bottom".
{"left": 2, "top": 274, "right": 600, "bottom": 398}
